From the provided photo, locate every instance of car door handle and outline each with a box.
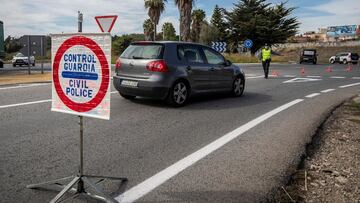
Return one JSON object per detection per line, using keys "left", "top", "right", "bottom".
{"left": 209, "top": 67, "right": 215, "bottom": 71}
{"left": 186, "top": 66, "right": 192, "bottom": 71}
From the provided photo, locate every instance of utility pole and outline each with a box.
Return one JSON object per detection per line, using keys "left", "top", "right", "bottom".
{"left": 78, "top": 11, "right": 83, "bottom": 33}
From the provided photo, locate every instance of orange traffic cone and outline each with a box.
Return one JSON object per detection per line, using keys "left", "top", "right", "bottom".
{"left": 300, "top": 67, "right": 305, "bottom": 76}
{"left": 272, "top": 70, "right": 279, "bottom": 77}
{"left": 326, "top": 66, "right": 332, "bottom": 73}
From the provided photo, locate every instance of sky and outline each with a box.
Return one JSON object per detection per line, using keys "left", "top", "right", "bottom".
{"left": 1, "top": 0, "right": 359, "bottom": 37}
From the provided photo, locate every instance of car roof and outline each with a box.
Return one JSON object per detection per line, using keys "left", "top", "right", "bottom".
{"left": 132, "top": 41, "right": 207, "bottom": 46}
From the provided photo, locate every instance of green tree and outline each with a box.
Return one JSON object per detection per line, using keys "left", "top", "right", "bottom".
{"left": 210, "top": 5, "right": 226, "bottom": 41}
{"left": 175, "top": 0, "right": 194, "bottom": 42}
{"left": 225, "top": 0, "right": 299, "bottom": 54}
{"left": 143, "top": 19, "right": 155, "bottom": 41}
{"left": 191, "top": 9, "right": 206, "bottom": 42}
{"left": 144, "top": 0, "right": 167, "bottom": 40}
{"left": 112, "top": 33, "right": 146, "bottom": 56}
{"left": 199, "top": 21, "right": 220, "bottom": 45}
{"left": 162, "top": 22, "right": 177, "bottom": 40}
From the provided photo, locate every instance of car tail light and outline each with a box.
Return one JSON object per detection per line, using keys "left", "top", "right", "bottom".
{"left": 146, "top": 60, "right": 168, "bottom": 72}
{"left": 115, "top": 58, "right": 121, "bottom": 70}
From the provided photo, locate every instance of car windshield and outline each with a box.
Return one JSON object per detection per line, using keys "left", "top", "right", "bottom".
{"left": 303, "top": 50, "right": 315, "bottom": 56}
{"left": 15, "top": 53, "right": 25, "bottom": 57}
{"left": 121, "top": 44, "right": 163, "bottom": 59}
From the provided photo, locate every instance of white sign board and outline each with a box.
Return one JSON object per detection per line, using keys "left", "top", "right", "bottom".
{"left": 95, "top": 15, "right": 118, "bottom": 33}
{"left": 51, "top": 33, "right": 111, "bottom": 120}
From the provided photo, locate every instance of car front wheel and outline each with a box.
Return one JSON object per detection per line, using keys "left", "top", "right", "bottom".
{"left": 167, "top": 81, "right": 189, "bottom": 107}
{"left": 330, "top": 59, "right": 335, "bottom": 64}
{"left": 343, "top": 59, "right": 348, "bottom": 64}
{"left": 232, "top": 76, "right": 245, "bottom": 97}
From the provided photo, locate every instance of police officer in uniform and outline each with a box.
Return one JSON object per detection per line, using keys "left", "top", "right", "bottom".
{"left": 260, "top": 44, "right": 272, "bottom": 79}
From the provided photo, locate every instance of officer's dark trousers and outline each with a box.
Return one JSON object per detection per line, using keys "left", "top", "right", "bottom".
{"left": 262, "top": 59, "right": 271, "bottom": 78}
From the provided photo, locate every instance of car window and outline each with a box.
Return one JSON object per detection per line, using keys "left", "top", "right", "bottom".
{"left": 177, "top": 45, "right": 204, "bottom": 64}
{"left": 303, "top": 50, "right": 315, "bottom": 56}
{"left": 203, "top": 48, "right": 225, "bottom": 65}
{"left": 15, "top": 53, "right": 25, "bottom": 57}
{"left": 121, "top": 44, "right": 163, "bottom": 59}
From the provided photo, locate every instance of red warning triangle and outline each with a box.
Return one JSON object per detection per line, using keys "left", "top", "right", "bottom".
{"left": 95, "top": 15, "right": 118, "bottom": 33}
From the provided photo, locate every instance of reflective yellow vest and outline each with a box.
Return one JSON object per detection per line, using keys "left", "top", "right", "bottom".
{"left": 262, "top": 48, "right": 271, "bottom": 61}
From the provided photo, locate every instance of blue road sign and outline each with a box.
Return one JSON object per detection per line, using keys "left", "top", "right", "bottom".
{"left": 244, "top": 39, "right": 253, "bottom": 49}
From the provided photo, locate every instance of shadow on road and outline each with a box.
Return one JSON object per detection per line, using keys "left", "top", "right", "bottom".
{"left": 123, "top": 92, "right": 272, "bottom": 110}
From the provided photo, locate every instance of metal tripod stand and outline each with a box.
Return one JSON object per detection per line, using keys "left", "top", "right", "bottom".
{"left": 27, "top": 116, "right": 127, "bottom": 203}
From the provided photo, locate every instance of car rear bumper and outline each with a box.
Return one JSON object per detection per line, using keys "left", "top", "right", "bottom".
{"left": 113, "top": 75, "right": 169, "bottom": 99}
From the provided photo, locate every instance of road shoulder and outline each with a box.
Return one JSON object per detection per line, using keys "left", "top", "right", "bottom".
{"left": 275, "top": 96, "right": 360, "bottom": 202}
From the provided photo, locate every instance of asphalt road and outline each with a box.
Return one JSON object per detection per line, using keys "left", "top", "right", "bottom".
{"left": 0, "top": 63, "right": 359, "bottom": 203}
{"left": 0, "top": 63, "right": 52, "bottom": 72}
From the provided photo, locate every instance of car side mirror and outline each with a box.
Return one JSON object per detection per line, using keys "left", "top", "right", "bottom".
{"left": 225, "top": 60, "right": 232, "bottom": 66}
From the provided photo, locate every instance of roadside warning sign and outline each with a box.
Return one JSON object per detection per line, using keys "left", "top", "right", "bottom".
{"left": 95, "top": 15, "right": 118, "bottom": 33}
{"left": 51, "top": 33, "right": 111, "bottom": 120}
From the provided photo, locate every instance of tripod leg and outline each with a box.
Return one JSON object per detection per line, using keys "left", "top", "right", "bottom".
{"left": 85, "top": 175, "right": 128, "bottom": 181}
{"left": 50, "top": 177, "right": 80, "bottom": 203}
{"left": 82, "top": 177, "right": 118, "bottom": 203}
{"left": 27, "top": 176, "right": 75, "bottom": 189}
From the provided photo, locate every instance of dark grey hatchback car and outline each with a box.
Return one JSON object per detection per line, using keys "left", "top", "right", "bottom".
{"left": 113, "top": 41, "right": 245, "bottom": 106}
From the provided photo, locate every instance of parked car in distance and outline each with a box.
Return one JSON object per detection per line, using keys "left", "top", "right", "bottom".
{"left": 12, "top": 53, "right": 35, "bottom": 67}
{"left": 113, "top": 41, "right": 245, "bottom": 107}
{"left": 299, "top": 49, "right": 317, "bottom": 64}
{"left": 0, "top": 58, "right": 3, "bottom": 68}
{"left": 329, "top": 52, "right": 359, "bottom": 64}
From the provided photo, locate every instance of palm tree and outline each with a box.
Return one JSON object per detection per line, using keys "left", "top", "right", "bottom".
{"left": 144, "top": 0, "right": 167, "bottom": 41}
{"left": 191, "top": 9, "right": 206, "bottom": 42}
{"left": 175, "top": 0, "right": 194, "bottom": 42}
{"left": 143, "top": 19, "right": 155, "bottom": 41}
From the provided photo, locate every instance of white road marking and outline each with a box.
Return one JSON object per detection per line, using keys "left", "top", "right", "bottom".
{"left": 0, "top": 91, "right": 119, "bottom": 109}
{"left": 321, "top": 89, "right": 335, "bottom": 93}
{"left": 0, "top": 99, "right": 52, "bottom": 109}
{"left": 339, "top": 82, "right": 360, "bottom": 88}
{"left": 0, "top": 83, "right": 50, "bottom": 90}
{"left": 283, "top": 78, "right": 322, "bottom": 84}
{"left": 307, "top": 76, "right": 321, "bottom": 78}
{"left": 305, "top": 93, "right": 321, "bottom": 98}
{"left": 284, "top": 75, "right": 296, "bottom": 78}
{"left": 330, "top": 76, "right": 346, "bottom": 79}
{"left": 115, "top": 99, "right": 304, "bottom": 203}
{"left": 352, "top": 77, "right": 360, "bottom": 80}
{"left": 247, "top": 75, "right": 264, "bottom": 79}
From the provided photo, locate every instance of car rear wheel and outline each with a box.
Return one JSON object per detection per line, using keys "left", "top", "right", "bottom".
{"left": 343, "top": 59, "right": 348, "bottom": 64}
{"left": 13, "top": 64, "right": 16, "bottom": 67}
{"left": 330, "top": 59, "right": 335, "bottom": 64}
{"left": 119, "top": 93, "right": 136, "bottom": 100}
{"left": 232, "top": 76, "right": 245, "bottom": 97}
{"left": 167, "top": 81, "right": 189, "bottom": 107}
{"left": 352, "top": 62, "right": 358, "bottom": 65}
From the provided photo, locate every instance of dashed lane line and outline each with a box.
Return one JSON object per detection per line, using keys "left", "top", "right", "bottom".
{"left": 307, "top": 76, "right": 322, "bottom": 78}
{"left": 339, "top": 82, "right": 360, "bottom": 88}
{"left": 305, "top": 93, "right": 321, "bottom": 98}
{"left": 331, "top": 76, "right": 346, "bottom": 79}
{"left": 321, "top": 89, "right": 335, "bottom": 93}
